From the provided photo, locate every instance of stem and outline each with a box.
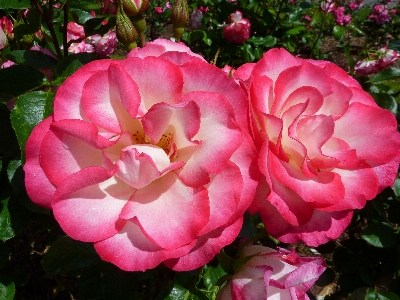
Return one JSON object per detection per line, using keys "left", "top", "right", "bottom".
{"left": 267, "top": 0, "right": 285, "bottom": 35}
{"left": 32, "top": 0, "right": 63, "bottom": 59}
{"left": 63, "top": 0, "right": 69, "bottom": 57}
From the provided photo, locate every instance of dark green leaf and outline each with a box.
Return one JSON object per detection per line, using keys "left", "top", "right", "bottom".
{"left": 184, "top": 30, "right": 205, "bottom": 45}
{"left": 12, "top": 23, "right": 40, "bottom": 37}
{"left": 0, "top": 275, "right": 15, "bottom": 300}
{"left": 333, "top": 25, "right": 345, "bottom": 40}
{"left": 247, "top": 36, "right": 267, "bottom": 46}
{"left": 366, "top": 288, "right": 400, "bottom": 300}
{"left": 6, "top": 50, "right": 57, "bottom": 69}
{"left": 8, "top": 269, "right": 30, "bottom": 287}
{"left": 393, "top": 179, "right": 400, "bottom": 197}
{"left": 370, "top": 93, "right": 398, "bottom": 115}
{"left": 241, "top": 43, "right": 255, "bottom": 62}
{"left": 311, "top": 11, "right": 324, "bottom": 27}
{"left": 285, "top": 26, "right": 306, "bottom": 35}
{"left": 165, "top": 284, "right": 188, "bottom": 300}
{"left": 11, "top": 91, "right": 55, "bottom": 162}
{"left": 53, "top": 53, "right": 98, "bottom": 83}
{"left": 299, "top": 2, "right": 312, "bottom": 9}
{"left": 0, "top": 65, "right": 45, "bottom": 102}
{"left": 0, "top": 196, "right": 30, "bottom": 242}
{"left": 0, "top": 245, "right": 9, "bottom": 270}
{"left": 70, "top": 8, "right": 94, "bottom": 24}
{"left": 369, "top": 68, "right": 400, "bottom": 83}
{"left": 347, "top": 23, "right": 365, "bottom": 36}
{"left": 262, "top": 36, "right": 277, "bottom": 47}
{"left": 41, "top": 236, "right": 101, "bottom": 275}
{"left": 0, "top": 0, "right": 29, "bottom": 8}
{"left": 362, "top": 222, "right": 397, "bottom": 248}
{"left": 388, "top": 40, "right": 400, "bottom": 52}
{"left": 203, "top": 264, "right": 227, "bottom": 291}
{"left": 0, "top": 106, "right": 20, "bottom": 156}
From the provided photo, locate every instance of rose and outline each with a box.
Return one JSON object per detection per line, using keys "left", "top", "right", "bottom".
{"left": 24, "top": 39, "right": 259, "bottom": 272}
{"left": 223, "top": 11, "right": 251, "bottom": 45}
{"left": 217, "top": 245, "right": 326, "bottom": 300}
{"left": 238, "top": 48, "right": 400, "bottom": 246}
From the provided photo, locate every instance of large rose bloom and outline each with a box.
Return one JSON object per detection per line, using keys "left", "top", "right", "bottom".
{"left": 242, "top": 48, "right": 400, "bottom": 246}
{"left": 217, "top": 245, "right": 326, "bottom": 300}
{"left": 24, "top": 39, "right": 259, "bottom": 271}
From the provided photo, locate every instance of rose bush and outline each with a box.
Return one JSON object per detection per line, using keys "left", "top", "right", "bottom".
{"left": 24, "top": 39, "right": 259, "bottom": 272}
{"left": 237, "top": 48, "right": 400, "bottom": 246}
{"left": 217, "top": 245, "right": 326, "bottom": 300}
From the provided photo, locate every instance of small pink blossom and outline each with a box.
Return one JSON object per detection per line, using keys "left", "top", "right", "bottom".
{"left": 321, "top": 0, "right": 335, "bottom": 12}
{"left": 101, "top": 0, "right": 117, "bottom": 15}
{"left": 0, "top": 29, "right": 6, "bottom": 49}
{"left": 354, "top": 59, "right": 379, "bottom": 76}
{"left": 0, "top": 16, "right": 13, "bottom": 38}
{"left": 190, "top": 9, "right": 203, "bottom": 30}
{"left": 333, "top": 7, "right": 352, "bottom": 25}
{"left": 223, "top": 11, "right": 251, "bottom": 44}
{"left": 89, "top": 30, "right": 118, "bottom": 56}
{"left": 217, "top": 246, "right": 326, "bottom": 300}
{"left": 67, "top": 22, "right": 85, "bottom": 42}
{"left": 155, "top": 6, "right": 163, "bottom": 14}
{"left": 1, "top": 60, "right": 15, "bottom": 69}
{"left": 369, "top": 4, "right": 391, "bottom": 24}
{"left": 377, "top": 46, "right": 400, "bottom": 69}
{"left": 68, "top": 40, "right": 95, "bottom": 54}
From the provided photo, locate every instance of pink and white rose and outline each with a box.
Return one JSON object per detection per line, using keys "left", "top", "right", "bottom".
{"left": 223, "top": 11, "right": 251, "bottom": 44}
{"left": 24, "top": 39, "right": 259, "bottom": 272}
{"left": 238, "top": 48, "right": 400, "bottom": 246}
{"left": 217, "top": 245, "right": 326, "bottom": 300}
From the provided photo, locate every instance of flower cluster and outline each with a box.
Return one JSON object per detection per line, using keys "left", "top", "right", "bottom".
{"left": 369, "top": 4, "right": 391, "bottom": 24}
{"left": 217, "top": 245, "right": 326, "bottom": 299}
{"left": 67, "top": 22, "right": 118, "bottom": 56}
{"left": 24, "top": 39, "right": 400, "bottom": 276}
{"left": 355, "top": 46, "right": 400, "bottom": 76}
{"left": 223, "top": 11, "right": 251, "bottom": 44}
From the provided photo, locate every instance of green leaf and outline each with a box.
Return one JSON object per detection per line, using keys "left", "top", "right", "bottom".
{"left": 12, "top": 23, "right": 40, "bottom": 37}
{"left": 6, "top": 50, "right": 57, "bottom": 69}
{"left": 362, "top": 222, "right": 397, "bottom": 248}
{"left": 0, "top": 275, "right": 15, "bottom": 300}
{"left": 241, "top": 44, "right": 255, "bottom": 63}
{"left": 369, "top": 68, "right": 400, "bottom": 82}
{"left": 333, "top": 25, "right": 345, "bottom": 40}
{"left": 285, "top": 26, "right": 306, "bottom": 35}
{"left": 388, "top": 40, "right": 400, "bottom": 52}
{"left": 203, "top": 264, "right": 227, "bottom": 291}
{"left": 184, "top": 30, "right": 204, "bottom": 45}
{"left": 70, "top": 8, "right": 94, "bottom": 24}
{"left": 299, "top": 2, "right": 312, "bottom": 9}
{"left": 347, "top": 23, "right": 365, "bottom": 36}
{"left": 0, "top": 196, "right": 30, "bottom": 242}
{"left": 53, "top": 53, "right": 98, "bottom": 84}
{"left": 0, "top": 0, "right": 29, "bottom": 8}
{"left": 370, "top": 93, "right": 398, "bottom": 115}
{"left": 165, "top": 284, "right": 189, "bottom": 300}
{"left": 310, "top": 11, "right": 324, "bottom": 27}
{"left": 41, "top": 236, "right": 101, "bottom": 275}
{"left": 11, "top": 91, "right": 54, "bottom": 162}
{"left": 0, "top": 106, "right": 20, "bottom": 157}
{"left": 0, "top": 65, "right": 45, "bottom": 102}
{"left": 366, "top": 288, "right": 400, "bottom": 300}
{"left": 247, "top": 36, "right": 267, "bottom": 46}
{"left": 394, "top": 178, "right": 400, "bottom": 197}
{"left": 262, "top": 36, "right": 277, "bottom": 47}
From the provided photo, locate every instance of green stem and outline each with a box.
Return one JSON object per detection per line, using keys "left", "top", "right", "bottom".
{"left": 32, "top": 0, "right": 63, "bottom": 59}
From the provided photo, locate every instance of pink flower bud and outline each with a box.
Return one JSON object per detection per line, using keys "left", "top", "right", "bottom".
{"left": 101, "top": 0, "right": 117, "bottom": 15}
{"left": 223, "top": 11, "right": 251, "bottom": 44}
{"left": 122, "top": 0, "right": 150, "bottom": 16}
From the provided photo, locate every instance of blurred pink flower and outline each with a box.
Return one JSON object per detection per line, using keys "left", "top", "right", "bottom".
{"left": 0, "top": 29, "right": 6, "bottom": 49}
{"left": 1, "top": 60, "right": 15, "bottom": 69}
{"left": 0, "top": 16, "right": 13, "bottom": 38}
{"left": 101, "top": 0, "right": 117, "bottom": 15}
{"left": 190, "top": 9, "right": 203, "bottom": 30}
{"left": 376, "top": 46, "right": 400, "bottom": 69}
{"left": 321, "top": 0, "right": 335, "bottom": 12}
{"left": 369, "top": 4, "right": 391, "bottom": 24}
{"left": 89, "top": 30, "right": 118, "bottom": 56}
{"left": 68, "top": 40, "right": 95, "bottom": 54}
{"left": 223, "top": 11, "right": 251, "bottom": 44}
{"left": 67, "top": 22, "right": 85, "bottom": 42}
{"left": 333, "top": 7, "right": 351, "bottom": 25}
{"left": 217, "top": 245, "right": 326, "bottom": 300}
{"left": 155, "top": 6, "right": 163, "bottom": 14}
{"left": 354, "top": 59, "right": 379, "bottom": 76}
